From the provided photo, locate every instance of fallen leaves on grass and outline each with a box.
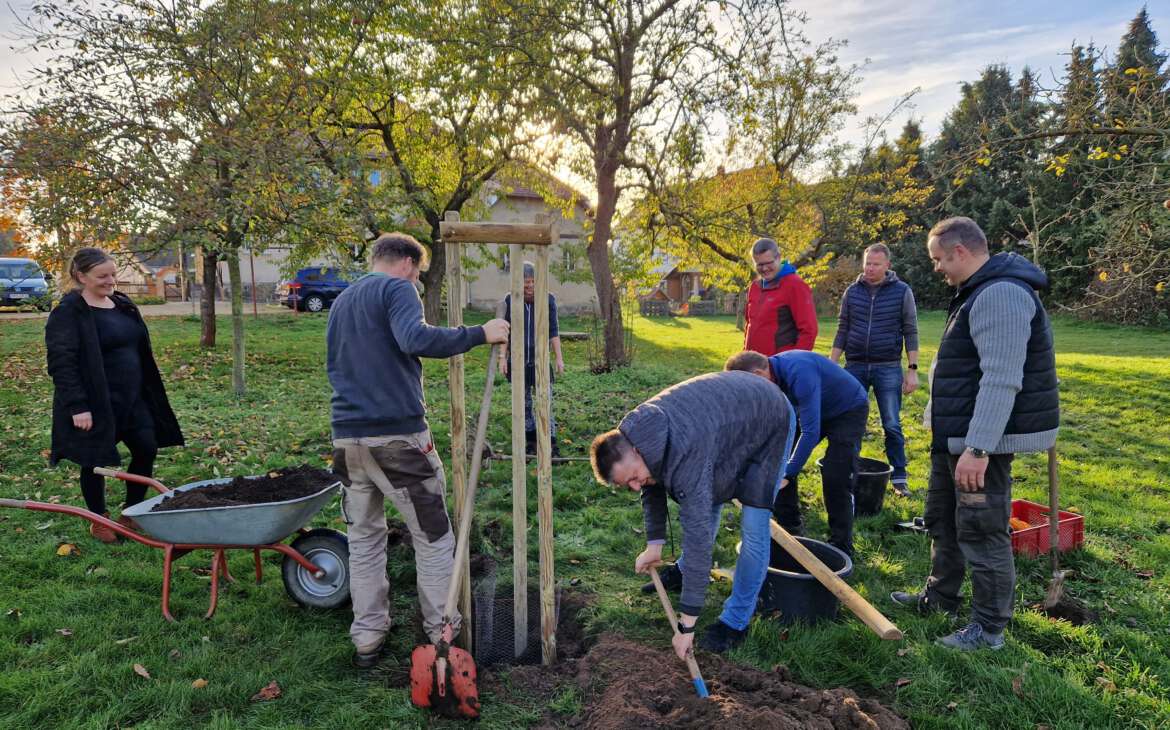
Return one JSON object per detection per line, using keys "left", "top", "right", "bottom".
{"left": 169, "top": 649, "right": 182, "bottom": 660}
{"left": 897, "top": 648, "right": 910, "bottom": 657}
{"left": 1096, "top": 677, "right": 1117, "bottom": 693}
{"left": 251, "top": 680, "right": 282, "bottom": 702}
{"left": 56, "top": 543, "right": 80, "bottom": 557}
{"left": 895, "top": 678, "right": 912, "bottom": 688}
{"left": 55, "top": 628, "right": 73, "bottom": 637}
{"left": 946, "top": 701, "right": 958, "bottom": 711}
{"left": 192, "top": 678, "right": 209, "bottom": 689}
{"left": 1135, "top": 570, "right": 1154, "bottom": 580}
{"left": 114, "top": 636, "right": 139, "bottom": 645}
{"left": 1011, "top": 673, "right": 1027, "bottom": 699}
{"left": 5, "top": 608, "right": 20, "bottom": 620}
{"left": 133, "top": 664, "right": 152, "bottom": 680}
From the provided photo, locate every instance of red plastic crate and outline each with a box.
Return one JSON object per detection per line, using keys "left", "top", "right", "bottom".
{"left": 1010, "top": 499, "right": 1084, "bottom": 556}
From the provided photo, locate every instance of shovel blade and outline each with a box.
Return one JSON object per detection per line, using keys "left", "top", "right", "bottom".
{"left": 409, "top": 644, "right": 480, "bottom": 719}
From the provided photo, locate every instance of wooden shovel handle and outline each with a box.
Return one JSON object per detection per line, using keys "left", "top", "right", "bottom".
{"left": 649, "top": 566, "right": 707, "bottom": 687}
{"left": 1047, "top": 446, "right": 1060, "bottom": 573}
{"left": 442, "top": 345, "right": 498, "bottom": 621}
{"left": 766, "top": 518, "right": 903, "bottom": 640}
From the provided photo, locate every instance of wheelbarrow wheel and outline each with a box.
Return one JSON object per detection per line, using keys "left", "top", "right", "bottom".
{"left": 282, "top": 529, "right": 350, "bottom": 609}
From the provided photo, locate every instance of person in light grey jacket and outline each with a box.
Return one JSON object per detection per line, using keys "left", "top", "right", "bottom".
{"left": 891, "top": 217, "right": 1059, "bottom": 652}
{"left": 590, "top": 371, "right": 794, "bottom": 659}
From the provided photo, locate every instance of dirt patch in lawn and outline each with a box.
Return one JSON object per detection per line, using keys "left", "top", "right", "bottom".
{"left": 151, "top": 465, "right": 336, "bottom": 511}
{"left": 483, "top": 592, "right": 906, "bottom": 729}
{"left": 567, "top": 635, "right": 908, "bottom": 729}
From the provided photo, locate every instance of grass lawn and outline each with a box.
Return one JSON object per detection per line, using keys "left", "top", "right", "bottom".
{"left": 2, "top": 308, "right": 1169, "bottom": 729}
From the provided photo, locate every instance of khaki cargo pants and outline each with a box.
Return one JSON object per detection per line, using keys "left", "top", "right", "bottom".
{"left": 332, "top": 430, "right": 459, "bottom": 651}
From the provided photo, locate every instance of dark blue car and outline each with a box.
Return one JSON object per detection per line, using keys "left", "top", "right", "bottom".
{"left": 276, "top": 267, "right": 355, "bottom": 312}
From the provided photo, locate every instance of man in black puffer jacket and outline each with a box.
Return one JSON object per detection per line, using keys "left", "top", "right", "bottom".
{"left": 891, "top": 217, "right": 1059, "bottom": 652}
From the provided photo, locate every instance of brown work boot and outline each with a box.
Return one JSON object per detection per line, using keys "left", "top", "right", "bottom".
{"left": 89, "top": 512, "right": 119, "bottom": 544}
{"left": 116, "top": 514, "right": 142, "bottom": 534}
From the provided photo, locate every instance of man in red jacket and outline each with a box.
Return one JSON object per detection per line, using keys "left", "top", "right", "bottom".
{"left": 744, "top": 237, "right": 817, "bottom": 355}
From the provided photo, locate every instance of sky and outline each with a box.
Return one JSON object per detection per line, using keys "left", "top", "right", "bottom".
{"left": 786, "top": 0, "right": 1163, "bottom": 147}
{"left": 0, "top": 1, "right": 1165, "bottom": 171}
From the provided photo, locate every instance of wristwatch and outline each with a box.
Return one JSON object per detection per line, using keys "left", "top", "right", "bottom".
{"left": 965, "top": 446, "right": 989, "bottom": 458}
{"left": 677, "top": 622, "right": 696, "bottom": 634}
{"left": 907, "top": 363, "right": 918, "bottom": 370}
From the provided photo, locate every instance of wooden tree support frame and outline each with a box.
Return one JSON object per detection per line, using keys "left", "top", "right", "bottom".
{"left": 441, "top": 211, "right": 558, "bottom": 665}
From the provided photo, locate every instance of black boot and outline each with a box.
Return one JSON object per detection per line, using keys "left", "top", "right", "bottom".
{"left": 525, "top": 430, "right": 537, "bottom": 457}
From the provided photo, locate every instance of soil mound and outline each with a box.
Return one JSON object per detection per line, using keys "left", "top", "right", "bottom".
{"left": 151, "top": 465, "right": 337, "bottom": 512}
{"left": 546, "top": 634, "right": 906, "bottom": 729}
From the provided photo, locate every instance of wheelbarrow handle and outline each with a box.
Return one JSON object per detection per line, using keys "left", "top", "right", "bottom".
{"left": 91, "top": 467, "right": 169, "bottom": 494}
{"left": 0, "top": 498, "right": 27, "bottom": 509}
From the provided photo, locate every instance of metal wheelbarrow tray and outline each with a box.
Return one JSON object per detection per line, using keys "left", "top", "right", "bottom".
{"left": 0, "top": 468, "right": 350, "bottom": 621}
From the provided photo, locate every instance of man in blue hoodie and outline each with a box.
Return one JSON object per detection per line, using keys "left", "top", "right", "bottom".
{"left": 326, "top": 232, "right": 510, "bottom": 668}
{"left": 725, "top": 350, "right": 868, "bottom": 556}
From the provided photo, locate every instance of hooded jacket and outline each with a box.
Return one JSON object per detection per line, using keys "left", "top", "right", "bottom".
{"left": 929, "top": 253, "right": 1059, "bottom": 454}
{"left": 618, "top": 371, "right": 794, "bottom": 616}
{"left": 744, "top": 262, "right": 818, "bottom": 355}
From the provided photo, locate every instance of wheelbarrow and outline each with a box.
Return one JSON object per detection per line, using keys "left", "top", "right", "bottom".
{"left": 0, "top": 467, "right": 350, "bottom": 621}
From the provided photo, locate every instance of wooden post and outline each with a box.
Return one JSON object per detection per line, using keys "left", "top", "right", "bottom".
{"left": 443, "top": 211, "right": 472, "bottom": 650}
{"left": 510, "top": 241, "right": 529, "bottom": 659}
{"left": 534, "top": 216, "right": 556, "bottom": 665}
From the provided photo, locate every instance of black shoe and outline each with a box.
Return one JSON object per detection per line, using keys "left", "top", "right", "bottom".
{"left": 352, "top": 640, "right": 385, "bottom": 669}
{"left": 525, "top": 430, "right": 537, "bottom": 457}
{"left": 890, "top": 590, "right": 958, "bottom": 619}
{"left": 697, "top": 620, "right": 747, "bottom": 653}
{"left": 641, "top": 563, "right": 683, "bottom": 594}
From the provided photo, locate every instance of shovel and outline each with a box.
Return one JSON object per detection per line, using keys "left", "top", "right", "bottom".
{"left": 1041, "top": 446, "right": 1071, "bottom": 610}
{"left": 410, "top": 346, "right": 498, "bottom": 719}
{"left": 649, "top": 565, "right": 710, "bottom": 698}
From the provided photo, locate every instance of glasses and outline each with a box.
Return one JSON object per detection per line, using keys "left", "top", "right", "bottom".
{"left": 755, "top": 257, "right": 779, "bottom": 271}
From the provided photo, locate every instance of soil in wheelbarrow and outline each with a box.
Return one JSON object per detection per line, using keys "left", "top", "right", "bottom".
{"left": 151, "top": 465, "right": 337, "bottom": 512}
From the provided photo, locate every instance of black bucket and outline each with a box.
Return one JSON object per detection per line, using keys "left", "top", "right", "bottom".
{"left": 742, "top": 536, "right": 853, "bottom": 624}
{"left": 816, "top": 456, "right": 893, "bottom": 516}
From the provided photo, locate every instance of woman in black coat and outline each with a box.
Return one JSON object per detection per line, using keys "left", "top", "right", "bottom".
{"left": 45, "top": 247, "right": 184, "bottom": 543}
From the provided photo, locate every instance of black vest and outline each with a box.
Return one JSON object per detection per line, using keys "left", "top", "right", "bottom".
{"left": 842, "top": 274, "right": 909, "bottom": 363}
{"left": 930, "top": 260, "right": 1059, "bottom": 453}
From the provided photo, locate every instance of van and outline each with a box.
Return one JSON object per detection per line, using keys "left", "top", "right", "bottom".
{"left": 0, "top": 257, "right": 52, "bottom": 311}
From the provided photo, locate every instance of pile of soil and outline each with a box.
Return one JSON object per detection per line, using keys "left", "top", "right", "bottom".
{"left": 151, "top": 465, "right": 337, "bottom": 512}
{"left": 496, "top": 632, "right": 907, "bottom": 730}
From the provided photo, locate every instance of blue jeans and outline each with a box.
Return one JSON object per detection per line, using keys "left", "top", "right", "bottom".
{"left": 845, "top": 363, "right": 907, "bottom": 481}
{"left": 678, "top": 402, "right": 796, "bottom": 630}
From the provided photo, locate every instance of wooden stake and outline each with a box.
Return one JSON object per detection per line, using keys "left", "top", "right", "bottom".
{"left": 510, "top": 242, "right": 529, "bottom": 659}
{"left": 443, "top": 211, "right": 471, "bottom": 650}
{"left": 440, "top": 221, "right": 553, "bottom": 245}
{"left": 534, "top": 219, "right": 556, "bottom": 665}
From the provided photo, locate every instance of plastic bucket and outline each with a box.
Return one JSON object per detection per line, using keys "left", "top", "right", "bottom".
{"left": 816, "top": 456, "right": 892, "bottom": 516}
{"left": 740, "top": 536, "right": 853, "bottom": 624}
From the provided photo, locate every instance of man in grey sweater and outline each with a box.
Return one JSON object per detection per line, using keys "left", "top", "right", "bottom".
{"left": 891, "top": 217, "right": 1059, "bottom": 651}
{"left": 590, "top": 371, "right": 795, "bottom": 658}
{"left": 327, "top": 233, "right": 509, "bottom": 668}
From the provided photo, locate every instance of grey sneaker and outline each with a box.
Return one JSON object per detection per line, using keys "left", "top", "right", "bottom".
{"left": 936, "top": 622, "right": 1005, "bottom": 651}
{"left": 890, "top": 479, "right": 912, "bottom": 498}
{"left": 890, "top": 590, "right": 958, "bottom": 619}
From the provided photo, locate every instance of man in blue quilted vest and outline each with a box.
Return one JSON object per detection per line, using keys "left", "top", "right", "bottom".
{"left": 830, "top": 243, "right": 920, "bottom": 497}
{"left": 890, "top": 217, "right": 1059, "bottom": 652}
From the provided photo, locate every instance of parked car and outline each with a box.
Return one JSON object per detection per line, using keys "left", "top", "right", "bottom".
{"left": 275, "top": 267, "right": 356, "bottom": 312}
{"left": 0, "top": 257, "right": 53, "bottom": 311}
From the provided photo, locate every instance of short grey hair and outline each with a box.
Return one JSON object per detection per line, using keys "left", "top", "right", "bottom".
{"left": 929, "top": 217, "right": 988, "bottom": 254}
{"left": 522, "top": 261, "right": 535, "bottom": 279}
{"left": 751, "top": 238, "right": 779, "bottom": 257}
{"left": 864, "top": 243, "right": 891, "bottom": 259}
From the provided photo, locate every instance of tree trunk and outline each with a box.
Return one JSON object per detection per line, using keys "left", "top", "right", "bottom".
{"left": 420, "top": 223, "right": 447, "bottom": 324}
{"left": 735, "top": 289, "right": 747, "bottom": 332}
{"left": 588, "top": 162, "right": 626, "bottom": 370}
{"left": 226, "top": 248, "right": 246, "bottom": 397}
{"left": 200, "top": 248, "right": 218, "bottom": 348}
